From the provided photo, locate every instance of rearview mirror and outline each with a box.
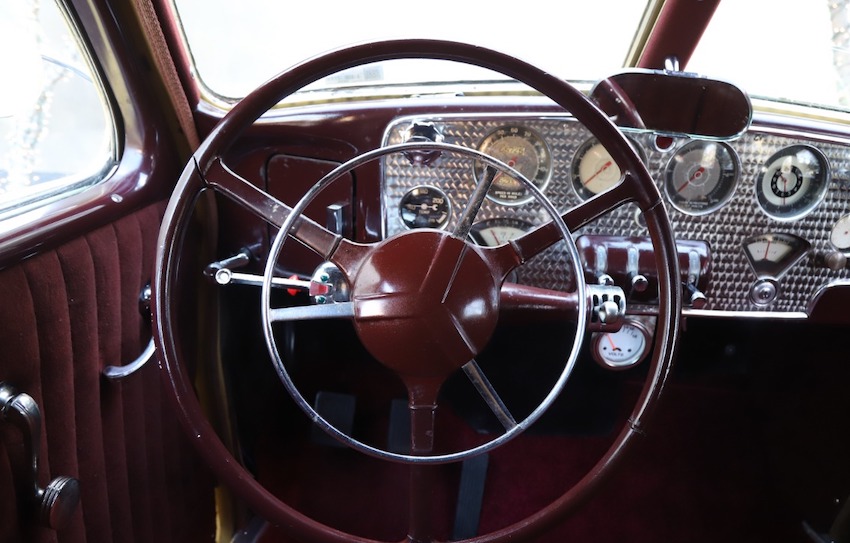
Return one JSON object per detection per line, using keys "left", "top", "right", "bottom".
{"left": 589, "top": 69, "right": 752, "bottom": 139}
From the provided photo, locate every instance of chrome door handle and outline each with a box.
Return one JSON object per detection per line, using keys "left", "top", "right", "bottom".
{"left": 0, "top": 383, "right": 81, "bottom": 530}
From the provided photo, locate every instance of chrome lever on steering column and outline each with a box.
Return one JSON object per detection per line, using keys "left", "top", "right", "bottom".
{"left": 0, "top": 383, "right": 81, "bottom": 530}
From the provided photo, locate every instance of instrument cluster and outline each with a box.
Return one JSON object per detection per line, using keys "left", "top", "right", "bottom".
{"left": 381, "top": 114, "right": 850, "bottom": 316}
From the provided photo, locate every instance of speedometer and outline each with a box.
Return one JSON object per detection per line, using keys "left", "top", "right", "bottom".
{"left": 475, "top": 126, "right": 552, "bottom": 205}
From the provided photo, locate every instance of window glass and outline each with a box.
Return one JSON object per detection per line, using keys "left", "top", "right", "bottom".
{"left": 0, "top": 0, "right": 116, "bottom": 217}
{"left": 173, "top": 0, "right": 652, "bottom": 101}
{"left": 688, "top": 1, "right": 849, "bottom": 112}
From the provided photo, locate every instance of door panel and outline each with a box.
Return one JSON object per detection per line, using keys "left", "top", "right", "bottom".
{"left": 0, "top": 202, "right": 214, "bottom": 543}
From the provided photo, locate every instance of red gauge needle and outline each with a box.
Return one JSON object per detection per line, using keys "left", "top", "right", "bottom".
{"left": 491, "top": 156, "right": 517, "bottom": 184}
{"left": 677, "top": 166, "right": 705, "bottom": 193}
{"left": 606, "top": 333, "right": 618, "bottom": 351}
{"left": 584, "top": 160, "right": 613, "bottom": 186}
{"left": 764, "top": 239, "right": 772, "bottom": 260}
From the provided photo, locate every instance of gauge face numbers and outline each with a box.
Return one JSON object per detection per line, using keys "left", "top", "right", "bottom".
{"left": 469, "top": 218, "right": 531, "bottom": 247}
{"left": 475, "top": 126, "right": 552, "bottom": 205}
{"left": 756, "top": 145, "right": 830, "bottom": 220}
{"left": 664, "top": 140, "right": 739, "bottom": 215}
{"left": 830, "top": 214, "right": 850, "bottom": 251}
{"left": 592, "top": 320, "right": 651, "bottom": 370}
{"left": 743, "top": 233, "right": 811, "bottom": 279}
{"left": 571, "top": 137, "right": 643, "bottom": 200}
{"left": 399, "top": 186, "right": 450, "bottom": 229}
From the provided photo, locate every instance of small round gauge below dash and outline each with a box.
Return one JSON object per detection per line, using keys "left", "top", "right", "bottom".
{"left": 591, "top": 319, "right": 653, "bottom": 370}
{"left": 399, "top": 186, "right": 450, "bottom": 230}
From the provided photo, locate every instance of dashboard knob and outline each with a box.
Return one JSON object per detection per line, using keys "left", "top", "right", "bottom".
{"left": 750, "top": 279, "right": 778, "bottom": 306}
{"left": 687, "top": 285, "right": 708, "bottom": 309}
{"left": 824, "top": 251, "right": 847, "bottom": 271}
{"left": 630, "top": 273, "right": 649, "bottom": 293}
{"left": 401, "top": 122, "right": 444, "bottom": 166}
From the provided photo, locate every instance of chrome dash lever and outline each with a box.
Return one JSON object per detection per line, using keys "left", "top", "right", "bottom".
{"left": 586, "top": 284, "right": 626, "bottom": 333}
{"left": 0, "top": 383, "right": 80, "bottom": 530}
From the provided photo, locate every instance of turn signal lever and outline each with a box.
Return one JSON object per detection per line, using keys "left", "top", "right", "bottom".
{"left": 0, "top": 383, "right": 80, "bottom": 530}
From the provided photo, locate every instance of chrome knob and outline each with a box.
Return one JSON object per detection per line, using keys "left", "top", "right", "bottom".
{"left": 38, "top": 476, "right": 80, "bottom": 530}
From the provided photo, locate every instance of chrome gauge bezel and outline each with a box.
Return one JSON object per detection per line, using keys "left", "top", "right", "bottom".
{"left": 591, "top": 318, "right": 654, "bottom": 371}
{"left": 571, "top": 136, "right": 645, "bottom": 201}
{"left": 663, "top": 140, "right": 740, "bottom": 216}
{"left": 474, "top": 125, "right": 553, "bottom": 206}
{"left": 398, "top": 185, "right": 452, "bottom": 230}
{"left": 755, "top": 144, "right": 830, "bottom": 221}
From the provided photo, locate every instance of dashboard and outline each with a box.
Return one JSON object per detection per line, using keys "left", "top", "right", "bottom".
{"left": 380, "top": 113, "right": 850, "bottom": 316}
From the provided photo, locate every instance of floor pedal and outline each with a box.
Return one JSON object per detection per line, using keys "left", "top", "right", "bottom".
{"left": 452, "top": 453, "right": 489, "bottom": 540}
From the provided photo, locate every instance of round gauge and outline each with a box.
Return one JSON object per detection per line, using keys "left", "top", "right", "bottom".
{"left": 399, "top": 186, "right": 450, "bottom": 229}
{"left": 469, "top": 218, "right": 532, "bottom": 247}
{"left": 755, "top": 145, "right": 830, "bottom": 220}
{"left": 475, "top": 126, "right": 552, "bottom": 205}
{"left": 591, "top": 319, "right": 652, "bottom": 370}
{"left": 742, "top": 232, "right": 811, "bottom": 279}
{"left": 664, "top": 140, "right": 740, "bottom": 215}
{"left": 830, "top": 214, "right": 850, "bottom": 251}
{"left": 571, "top": 137, "right": 644, "bottom": 200}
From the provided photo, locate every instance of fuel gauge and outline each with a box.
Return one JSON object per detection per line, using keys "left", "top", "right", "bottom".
{"left": 743, "top": 233, "right": 811, "bottom": 279}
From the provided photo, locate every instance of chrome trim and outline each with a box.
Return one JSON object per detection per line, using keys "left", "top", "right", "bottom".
{"left": 102, "top": 338, "right": 156, "bottom": 381}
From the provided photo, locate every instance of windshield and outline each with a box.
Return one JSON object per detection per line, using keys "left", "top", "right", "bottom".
{"left": 688, "top": 1, "right": 850, "bottom": 113}
{"left": 173, "top": 0, "right": 652, "bottom": 101}
{"left": 174, "top": 1, "right": 850, "bottom": 115}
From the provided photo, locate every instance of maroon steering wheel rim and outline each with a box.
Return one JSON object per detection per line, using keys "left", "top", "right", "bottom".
{"left": 153, "top": 39, "right": 682, "bottom": 543}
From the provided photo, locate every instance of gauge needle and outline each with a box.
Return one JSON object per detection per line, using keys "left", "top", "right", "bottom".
{"left": 763, "top": 239, "right": 772, "bottom": 260}
{"left": 584, "top": 160, "right": 613, "bottom": 186}
{"left": 605, "top": 333, "right": 620, "bottom": 352}
{"left": 677, "top": 166, "right": 705, "bottom": 192}
{"left": 490, "top": 157, "right": 517, "bottom": 184}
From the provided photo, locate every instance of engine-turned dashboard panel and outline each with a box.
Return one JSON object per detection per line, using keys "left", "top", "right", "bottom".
{"left": 381, "top": 114, "right": 850, "bottom": 316}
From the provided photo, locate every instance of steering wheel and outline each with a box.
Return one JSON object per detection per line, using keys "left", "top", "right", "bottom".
{"left": 154, "top": 39, "right": 682, "bottom": 543}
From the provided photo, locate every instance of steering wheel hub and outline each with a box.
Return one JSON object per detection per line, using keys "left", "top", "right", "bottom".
{"left": 352, "top": 230, "right": 499, "bottom": 379}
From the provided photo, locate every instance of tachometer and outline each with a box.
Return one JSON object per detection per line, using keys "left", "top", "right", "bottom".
{"left": 475, "top": 126, "right": 552, "bottom": 205}
{"left": 664, "top": 140, "right": 739, "bottom": 215}
{"left": 755, "top": 145, "right": 830, "bottom": 220}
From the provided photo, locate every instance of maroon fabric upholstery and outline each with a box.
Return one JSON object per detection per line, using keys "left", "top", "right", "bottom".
{"left": 0, "top": 202, "right": 214, "bottom": 543}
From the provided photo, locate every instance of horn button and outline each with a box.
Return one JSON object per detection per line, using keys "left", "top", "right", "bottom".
{"left": 352, "top": 230, "right": 499, "bottom": 379}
